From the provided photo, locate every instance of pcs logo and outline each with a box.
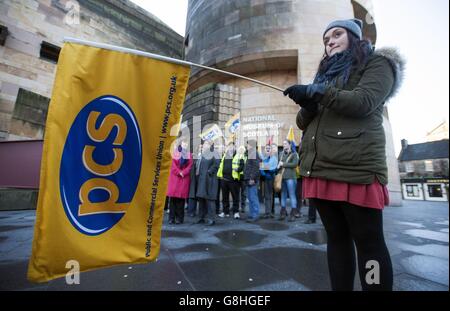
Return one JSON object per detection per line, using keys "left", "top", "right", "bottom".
{"left": 60, "top": 96, "right": 142, "bottom": 235}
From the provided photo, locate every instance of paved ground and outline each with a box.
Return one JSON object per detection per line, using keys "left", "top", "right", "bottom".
{"left": 0, "top": 200, "right": 448, "bottom": 291}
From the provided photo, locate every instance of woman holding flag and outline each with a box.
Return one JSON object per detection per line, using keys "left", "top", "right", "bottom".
{"left": 283, "top": 19, "right": 404, "bottom": 290}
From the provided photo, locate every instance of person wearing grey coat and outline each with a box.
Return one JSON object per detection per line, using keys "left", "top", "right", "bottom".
{"left": 195, "top": 141, "right": 220, "bottom": 225}
{"left": 187, "top": 144, "right": 203, "bottom": 217}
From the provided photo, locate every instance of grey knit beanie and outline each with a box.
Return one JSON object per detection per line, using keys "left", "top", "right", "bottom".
{"left": 323, "top": 19, "right": 363, "bottom": 40}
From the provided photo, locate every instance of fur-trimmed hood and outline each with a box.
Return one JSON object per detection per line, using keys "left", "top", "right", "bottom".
{"left": 374, "top": 47, "right": 406, "bottom": 102}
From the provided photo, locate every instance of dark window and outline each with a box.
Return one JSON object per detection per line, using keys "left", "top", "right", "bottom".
{"left": 184, "top": 34, "right": 189, "bottom": 47}
{"left": 0, "top": 24, "right": 8, "bottom": 46}
{"left": 40, "top": 41, "right": 61, "bottom": 63}
{"left": 428, "top": 184, "right": 443, "bottom": 198}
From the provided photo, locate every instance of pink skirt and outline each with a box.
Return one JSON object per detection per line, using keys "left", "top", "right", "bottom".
{"left": 303, "top": 177, "right": 389, "bottom": 210}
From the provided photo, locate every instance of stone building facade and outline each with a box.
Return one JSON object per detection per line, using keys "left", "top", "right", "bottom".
{"left": 182, "top": 0, "right": 402, "bottom": 205}
{"left": 0, "top": 0, "right": 183, "bottom": 141}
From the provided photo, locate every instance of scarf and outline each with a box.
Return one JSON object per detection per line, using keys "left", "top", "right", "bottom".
{"left": 314, "top": 43, "right": 373, "bottom": 86}
{"left": 178, "top": 145, "right": 188, "bottom": 168}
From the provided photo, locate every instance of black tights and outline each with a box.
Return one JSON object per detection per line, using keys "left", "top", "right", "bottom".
{"left": 311, "top": 198, "right": 393, "bottom": 291}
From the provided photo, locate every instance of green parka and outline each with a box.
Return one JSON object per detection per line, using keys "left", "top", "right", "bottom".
{"left": 297, "top": 48, "right": 405, "bottom": 185}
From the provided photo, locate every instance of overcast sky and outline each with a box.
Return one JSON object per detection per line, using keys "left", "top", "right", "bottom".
{"left": 130, "top": 0, "right": 449, "bottom": 156}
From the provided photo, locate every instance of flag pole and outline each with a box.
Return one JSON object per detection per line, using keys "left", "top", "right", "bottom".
{"left": 64, "top": 37, "right": 285, "bottom": 92}
{"left": 187, "top": 63, "right": 285, "bottom": 92}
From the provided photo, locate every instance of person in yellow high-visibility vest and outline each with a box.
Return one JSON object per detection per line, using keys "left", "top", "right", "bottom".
{"left": 217, "top": 142, "right": 245, "bottom": 219}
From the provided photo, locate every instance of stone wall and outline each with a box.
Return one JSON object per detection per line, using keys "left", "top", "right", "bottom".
{"left": 384, "top": 115, "right": 403, "bottom": 206}
{"left": 0, "top": 0, "right": 183, "bottom": 140}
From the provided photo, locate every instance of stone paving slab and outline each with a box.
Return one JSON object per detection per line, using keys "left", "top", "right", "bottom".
{"left": 0, "top": 200, "right": 448, "bottom": 291}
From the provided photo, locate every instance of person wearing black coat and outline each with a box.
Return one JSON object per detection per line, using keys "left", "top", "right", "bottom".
{"left": 194, "top": 140, "right": 220, "bottom": 226}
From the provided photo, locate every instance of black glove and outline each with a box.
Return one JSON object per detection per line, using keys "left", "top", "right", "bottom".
{"left": 301, "top": 100, "right": 319, "bottom": 114}
{"left": 283, "top": 84, "right": 308, "bottom": 105}
{"left": 284, "top": 83, "right": 328, "bottom": 113}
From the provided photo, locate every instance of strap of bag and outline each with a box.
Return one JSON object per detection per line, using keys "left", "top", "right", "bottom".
{"left": 286, "top": 152, "right": 294, "bottom": 163}
{"left": 278, "top": 152, "right": 294, "bottom": 171}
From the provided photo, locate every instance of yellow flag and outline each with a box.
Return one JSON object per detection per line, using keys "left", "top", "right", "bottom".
{"left": 172, "top": 114, "right": 183, "bottom": 136}
{"left": 27, "top": 42, "right": 190, "bottom": 282}
{"left": 286, "top": 125, "right": 295, "bottom": 142}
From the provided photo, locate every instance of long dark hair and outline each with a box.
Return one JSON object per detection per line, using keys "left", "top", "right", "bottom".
{"left": 317, "top": 31, "right": 373, "bottom": 75}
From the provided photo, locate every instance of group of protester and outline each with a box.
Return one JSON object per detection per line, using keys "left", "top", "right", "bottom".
{"left": 165, "top": 138, "right": 316, "bottom": 226}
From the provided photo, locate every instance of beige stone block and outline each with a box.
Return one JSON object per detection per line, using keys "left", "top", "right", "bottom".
{"left": 0, "top": 63, "right": 38, "bottom": 80}
{"left": 81, "top": 26, "right": 96, "bottom": 36}
{"left": 24, "top": 0, "right": 40, "bottom": 10}
{"left": 9, "top": 118, "right": 44, "bottom": 139}
{"left": 3, "top": 47, "right": 56, "bottom": 73}
{"left": 39, "top": 0, "right": 53, "bottom": 7}
{"left": 233, "top": 93, "right": 240, "bottom": 102}
{"left": 250, "top": 0, "right": 266, "bottom": 6}
{"left": 0, "top": 97, "right": 15, "bottom": 114}
{"left": 89, "top": 17, "right": 105, "bottom": 31}
{"left": 241, "top": 104, "right": 297, "bottom": 118}
{"left": 36, "top": 73, "right": 54, "bottom": 88}
{"left": 3, "top": 33, "right": 40, "bottom": 58}
{"left": 0, "top": 92, "right": 16, "bottom": 106}
{"left": 269, "top": 92, "right": 296, "bottom": 106}
{"left": 238, "top": 88, "right": 260, "bottom": 97}
{"left": 0, "top": 111, "right": 12, "bottom": 132}
{"left": 318, "top": 5, "right": 353, "bottom": 18}
{"left": 298, "top": 70, "right": 317, "bottom": 83}
{"left": 270, "top": 71, "right": 297, "bottom": 87}
{"left": 8, "top": 5, "right": 42, "bottom": 33}
{"left": 241, "top": 92, "right": 271, "bottom": 110}
{"left": 297, "top": 43, "right": 324, "bottom": 55}
{"left": 0, "top": 71, "right": 50, "bottom": 98}
{"left": 0, "top": 80, "right": 20, "bottom": 96}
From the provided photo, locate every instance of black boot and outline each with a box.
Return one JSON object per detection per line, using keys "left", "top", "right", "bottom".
{"left": 278, "top": 208, "right": 287, "bottom": 221}
{"left": 288, "top": 209, "right": 296, "bottom": 222}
